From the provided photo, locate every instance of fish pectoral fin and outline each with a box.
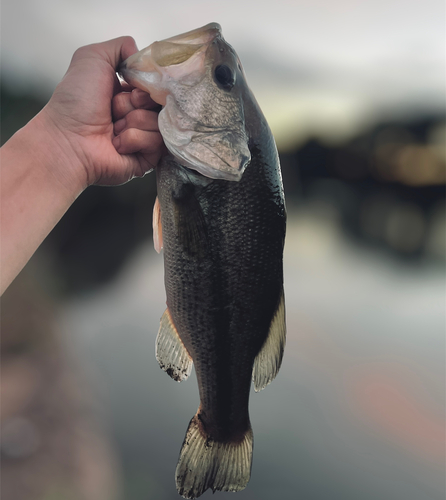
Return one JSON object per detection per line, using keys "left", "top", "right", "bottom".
{"left": 252, "top": 290, "right": 286, "bottom": 392}
{"left": 173, "top": 190, "right": 208, "bottom": 258}
{"left": 156, "top": 308, "right": 193, "bottom": 382}
{"left": 176, "top": 413, "right": 253, "bottom": 498}
{"left": 153, "top": 196, "right": 163, "bottom": 253}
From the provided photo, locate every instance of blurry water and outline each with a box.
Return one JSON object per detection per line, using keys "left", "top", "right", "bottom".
{"left": 60, "top": 206, "right": 445, "bottom": 500}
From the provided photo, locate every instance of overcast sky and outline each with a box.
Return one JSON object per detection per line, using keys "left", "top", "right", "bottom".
{"left": 2, "top": 0, "right": 445, "bottom": 147}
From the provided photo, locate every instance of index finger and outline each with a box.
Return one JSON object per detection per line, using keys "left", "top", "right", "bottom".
{"left": 112, "top": 88, "right": 160, "bottom": 121}
{"left": 131, "top": 88, "right": 160, "bottom": 110}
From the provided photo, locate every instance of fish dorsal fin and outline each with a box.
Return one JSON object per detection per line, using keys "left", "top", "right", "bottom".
{"left": 156, "top": 308, "right": 193, "bottom": 382}
{"left": 252, "top": 290, "right": 286, "bottom": 392}
{"left": 153, "top": 196, "right": 163, "bottom": 253}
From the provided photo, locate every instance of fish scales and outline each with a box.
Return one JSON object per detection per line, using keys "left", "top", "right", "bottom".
{"left": 120, "top": 22, "right": 286, "bottom": 498}
{"left": 158, "top": 148, "right": 284, "bottom": 430}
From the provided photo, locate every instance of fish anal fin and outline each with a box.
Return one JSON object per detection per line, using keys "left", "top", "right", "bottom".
{"left": 156, "top": 308, "right": 192, "bottom": 382}
{"left": 153, "top": 196, "right": 163, "bottom": 253}
{"left": 252, "top": 290, "right": 286, "bottom": 392}
{"left": 176, "top": 413, "right": 253, "bottom": 499}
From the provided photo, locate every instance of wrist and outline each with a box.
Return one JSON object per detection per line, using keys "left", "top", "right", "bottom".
{"left": 0, "top": 115, "right": 86, "bottom": 294}
{"left": 25, "top": 108, "right": 89, "bottom": 194}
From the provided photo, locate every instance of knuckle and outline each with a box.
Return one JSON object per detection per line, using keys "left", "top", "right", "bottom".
{"left": 71, "top": 45, "right": 91, "bottom": 62}
{"left": 141, "top": 131, "right": 164, "bottom": 153}
{"left": 123, "top": 127, "right": 142, "bottom": 146}
{"left": 112, "top": 93, "right": 131, "bottom": 116}
{"left": 119, "top": 127, "right": 163, "bottom": 155}
{"left": 131, "top": 108, "right": 150, "bottom": 125}
{"left": 128, "top": 108, "right": 158, "bottom": 130}
{"left": 112, "top": 93, "right": 125, "bottom": 109}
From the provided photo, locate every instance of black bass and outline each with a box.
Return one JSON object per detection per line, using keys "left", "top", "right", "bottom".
{"left": 120, "top": 23, "right": 286, "bottom": 499}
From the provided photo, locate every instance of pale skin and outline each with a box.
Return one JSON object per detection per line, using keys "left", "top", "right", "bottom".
{"left": 1, "top": 36, "right": 164, "bottom": 295}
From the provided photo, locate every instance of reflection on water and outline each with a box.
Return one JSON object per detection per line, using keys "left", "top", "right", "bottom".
{"left": 60, "top": 206, "right": 445, "bottom": 500}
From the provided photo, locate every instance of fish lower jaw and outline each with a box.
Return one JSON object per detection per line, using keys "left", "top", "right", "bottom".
{"left": 186, "top": 163, "right": 244, "bottom": 182}
{"left": 169, "top": 149, "right": 247, "bottom": 181}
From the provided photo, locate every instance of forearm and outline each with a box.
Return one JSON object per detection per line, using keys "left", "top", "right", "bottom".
{"left": 1, "top": 37, "right": 163, "bottom": 295}
{"left": 1, "top": 111, "right": 85, "bottom": 295}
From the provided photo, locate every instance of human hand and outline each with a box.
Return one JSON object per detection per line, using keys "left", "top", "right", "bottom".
{"left": 0, "top": 37, "right": 165, "bottom": 294}
{"left": 40, "top": 36, "right": 163, "bottom": 189}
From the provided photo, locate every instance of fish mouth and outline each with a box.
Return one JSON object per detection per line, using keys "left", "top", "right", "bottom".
{"left": 119, "top": 23, "right": 250, "bottom": 182}
{"left": 155, "top": 22, "right": 221, "bottom": 46}
{"left": 118, "top": 23, "right": 222, "bottom": 104}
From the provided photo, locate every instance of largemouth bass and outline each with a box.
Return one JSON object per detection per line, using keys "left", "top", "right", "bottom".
{"left": 120, "top": 23, "right": 286, "bottom": 499}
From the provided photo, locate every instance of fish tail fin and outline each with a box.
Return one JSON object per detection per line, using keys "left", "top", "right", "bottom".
{"left": 175, "top": 414, "right": 253, "bottom": 499}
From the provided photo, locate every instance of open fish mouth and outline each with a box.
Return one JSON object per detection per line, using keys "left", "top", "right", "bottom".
{"left": 119, "top": 23, "right": 251, "bottom": 182}
{"left": 119, "top": 23, "right": 222, "bottom": 106}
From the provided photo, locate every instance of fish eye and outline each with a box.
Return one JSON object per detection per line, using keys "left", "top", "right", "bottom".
{"left": 214, "top": 65, "right": 235, "bottom": 90}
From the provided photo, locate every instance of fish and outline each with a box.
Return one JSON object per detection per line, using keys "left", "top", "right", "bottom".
{"left": 119, "top": 23, "right": 286, "bottom": 499}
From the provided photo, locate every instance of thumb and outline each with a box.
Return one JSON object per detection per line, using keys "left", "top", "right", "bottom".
{"left": 82, "top": 36, "right": 139, "bottom": 70}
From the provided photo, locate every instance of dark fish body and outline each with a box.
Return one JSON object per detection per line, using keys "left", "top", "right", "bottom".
{"left": 158, "top": 139, "right": 285, "bottom": 430}
{"left": 120, "top": 23, "right": 286, "bottom": 498}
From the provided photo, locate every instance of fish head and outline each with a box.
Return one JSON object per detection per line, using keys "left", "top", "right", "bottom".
{"left": 119, "top": 23, "right": 251, "bottom": 181}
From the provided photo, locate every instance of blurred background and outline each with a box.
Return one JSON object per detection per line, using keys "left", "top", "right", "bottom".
{"left": 1, "top": 1, "right": 445, "bottom": 499}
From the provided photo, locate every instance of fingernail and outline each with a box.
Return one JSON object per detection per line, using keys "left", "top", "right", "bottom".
{"left": 114, "top": 118, "right": 126, "bottom": 134}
